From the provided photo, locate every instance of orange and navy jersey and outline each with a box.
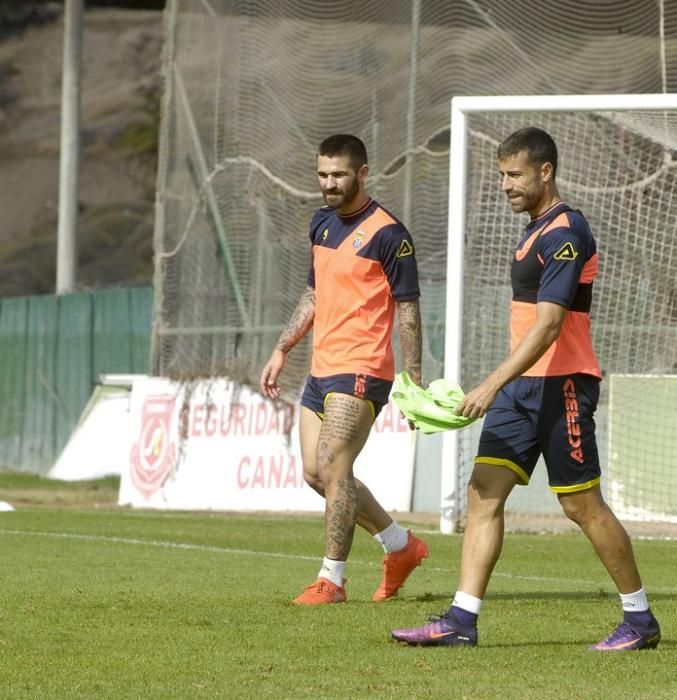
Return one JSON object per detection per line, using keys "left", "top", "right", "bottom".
{"left": 307, "top": 198, "right": 419, "bottom": 380}
{"left": 511, "top": 201, "right": 602, "bottom": 378}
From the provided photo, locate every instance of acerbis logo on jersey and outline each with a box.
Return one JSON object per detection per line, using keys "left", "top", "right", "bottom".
{"left": 553, "top": 241, "right": 578, "bottom": 260}
{"left": 397, "top": 239, "right": 414, "bottom": 258}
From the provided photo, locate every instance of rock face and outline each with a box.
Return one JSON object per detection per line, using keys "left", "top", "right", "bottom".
{"left": 0, "top": 6, "right": 163, "bottom": 298}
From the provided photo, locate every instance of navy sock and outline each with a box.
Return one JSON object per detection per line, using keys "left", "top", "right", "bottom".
{"left": 448, "top": 605, "right": 478, "bottom": 629}
{"left": 624, "top": 609, "right": 657, "bottom": 631}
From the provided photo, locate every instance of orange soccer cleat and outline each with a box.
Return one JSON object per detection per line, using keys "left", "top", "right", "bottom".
{"left": 373, "top": 531, "right": 430, "bottom": 602}
{"left": 293, "top": 577, "right": 347, "bottom": 605}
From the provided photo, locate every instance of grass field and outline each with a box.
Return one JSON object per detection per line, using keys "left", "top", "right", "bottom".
{"left": 0, "top": 472, "right": 675, "bottom": 699}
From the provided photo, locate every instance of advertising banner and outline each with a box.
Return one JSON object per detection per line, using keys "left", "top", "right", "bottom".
{"left": 119, "top": 378, "right": 416, "bottom": 512}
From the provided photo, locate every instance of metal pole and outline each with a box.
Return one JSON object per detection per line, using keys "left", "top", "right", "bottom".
{"left": 56, "top": 0, "right": 83, "bottom": 294}
{"left": 150, "top": 0, "right": 178, "bottom": 375}
{"left": 402, "top": 0, "right": 420, "bottom": 229}
{"left": 659, "top": 0, "right": 667, "bottom": 94}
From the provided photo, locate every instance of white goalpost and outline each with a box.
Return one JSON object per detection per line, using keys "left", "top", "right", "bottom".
{"left": 441, "top": 93, "right": 677, "bottom": 534}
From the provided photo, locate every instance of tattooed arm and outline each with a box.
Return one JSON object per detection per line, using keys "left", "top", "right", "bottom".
{"left": 396, "top": 299, "right": 422, "bottom": 386}
{"left": 259, "top": 286, "right": 316, "bottom": 399}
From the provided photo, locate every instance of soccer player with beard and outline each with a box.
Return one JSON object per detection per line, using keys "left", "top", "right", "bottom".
{"left": 391, "top": 127, "right": 660, "bottom": 651}
{"left": 260, "top": 134, "right": 429, "bottom": 605}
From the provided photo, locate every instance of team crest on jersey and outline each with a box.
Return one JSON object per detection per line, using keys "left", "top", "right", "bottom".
{"left": 397, "top": 239, "right": 414, "bottom": 258}
{"left": 352, "top": 230, "right": 365, "bottom": 248}
{"left": 322, "top": 228, "right": 329, "bottom": 241}
{"left": 554, "top": 241, "right": 578, "bottom": 261}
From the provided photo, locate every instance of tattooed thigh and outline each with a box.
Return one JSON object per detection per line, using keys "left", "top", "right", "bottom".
{"left": 317, "top": 393, "right": 373, "bottom": 468}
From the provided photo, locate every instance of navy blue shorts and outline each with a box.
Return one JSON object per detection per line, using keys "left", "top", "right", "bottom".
{"left": 476, "top": 374, "right": 601, "bottom": 493}
{"left": 300, "top": 373, "right": 392, "bottom": 420}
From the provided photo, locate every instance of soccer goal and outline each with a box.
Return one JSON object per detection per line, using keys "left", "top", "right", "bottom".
{"left": 441, "top": 93, "right": 677, "bottom": 534}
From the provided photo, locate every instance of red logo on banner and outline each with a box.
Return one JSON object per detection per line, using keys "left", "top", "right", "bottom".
{"left": 130, "top": 395, "right": 177, "bottom": 500}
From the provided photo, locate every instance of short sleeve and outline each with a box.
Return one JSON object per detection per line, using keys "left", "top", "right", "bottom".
{"left": 537, "top": 219, "right": 593, "bottom": 308}
{"left": 379, "top": 224, "right": 420, "bottom": 301}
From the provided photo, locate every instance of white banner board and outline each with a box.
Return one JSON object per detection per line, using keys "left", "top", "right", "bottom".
{"left": 118, "top": 378, "right": 416, "bottom": 512}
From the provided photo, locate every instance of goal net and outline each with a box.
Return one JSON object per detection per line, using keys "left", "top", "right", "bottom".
{"left": 151, "top": 1, "right": 453, "bottom": 395}
{"left": 442, "top": 95, "right": 677, "bottom": 533}
{"left": 151, "top": 0, "right": 677, "bottom": 530}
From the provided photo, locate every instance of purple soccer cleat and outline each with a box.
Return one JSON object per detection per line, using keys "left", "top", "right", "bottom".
{"left": 391, "top": 614, "right": 477, "bottom": 647}
{"left": 590, "top": 620, "right": 660, "bottom": 652}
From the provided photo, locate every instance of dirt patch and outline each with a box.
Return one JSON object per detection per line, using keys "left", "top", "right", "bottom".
{"left": 0, "top": 476, "right": 120, "bottom": 509}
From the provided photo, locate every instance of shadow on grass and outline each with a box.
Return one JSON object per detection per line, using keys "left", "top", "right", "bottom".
{"left": 410, "top": 591, "right": 677, "bottom": 603}
{"left": 389, "top": 639, "right": 591, "bottom": 649}
{"left": 390, "top": 634, "right": 675, "bottom": 651}
{"left": 469, "top": 637, "right": 675, "bottom": 650}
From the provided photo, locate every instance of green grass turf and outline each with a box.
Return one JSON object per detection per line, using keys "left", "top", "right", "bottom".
{"left": 0, "top": 485, "right": 674, "bottom": 698}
